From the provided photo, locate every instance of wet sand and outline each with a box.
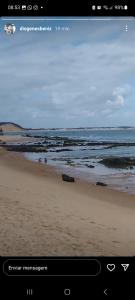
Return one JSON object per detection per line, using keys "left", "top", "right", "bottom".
{"left": 0, "top": 135, "right": 35, "bottom": 143}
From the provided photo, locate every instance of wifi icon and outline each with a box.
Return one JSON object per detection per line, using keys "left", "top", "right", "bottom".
{"left": 121, "top": 264, "right": 129, "bottom": 271}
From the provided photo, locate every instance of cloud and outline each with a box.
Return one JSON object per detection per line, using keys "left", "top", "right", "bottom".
{"left": 0, "top": 19, "right": 135, "bottom": 127}
{"left": 106, "top": 84, "right": 131, "bottom": 108}
{"left": 107, "top": 95, "right": 124, "bottom": 107}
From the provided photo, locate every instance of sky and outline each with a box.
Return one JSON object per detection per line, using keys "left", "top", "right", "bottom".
{"left": 0, "top": 17, "right": 135, "bottom": 128}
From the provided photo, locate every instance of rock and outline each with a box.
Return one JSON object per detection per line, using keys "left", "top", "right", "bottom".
{"left": 96, "top": 181, "right": 107, "bottom": 187}
{"left": 0, "top": 141, "right": 6, "bottom": 145}
{"left": 5, "top": 145, "right": 48, "bottom": 153}
{"left": 66, "top": 160, "right": 73, "bottom": 164}
{"left": 99, "top": 157, "right": 135, "bottom": 169}
{"left": 55, "top": 149, "right": 73, "bottom": 152}
{"left": 65, "top": 160, "right": 76, "bottom": 166}
{"left": 62, "top": 174, "right": 75, "bottom": 182}
{"left": 85, "top": 164, "right": 95, "bottom": 168}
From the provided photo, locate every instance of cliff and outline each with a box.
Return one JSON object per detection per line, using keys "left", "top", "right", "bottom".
{"left": 0, "top": 122, "right": 24, "bottom": 132}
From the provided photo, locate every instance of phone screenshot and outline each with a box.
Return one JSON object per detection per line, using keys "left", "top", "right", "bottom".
{"left": 0, "top": 1, "right": 135, "bottom": 298}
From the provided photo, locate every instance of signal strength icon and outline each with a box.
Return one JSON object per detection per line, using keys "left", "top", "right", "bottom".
{"left": 121, "top": 264, "right": 129, "bottom": 271}
{"left": 26, "top": 289, "right": 33, "bottom": 296}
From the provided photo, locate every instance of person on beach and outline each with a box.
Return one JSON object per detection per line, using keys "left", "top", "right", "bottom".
{"left": 44, "top": 158, "right": 47, "bottom": 164}
{"left": 38, "top": 158, "right": 42, "bottom": 163}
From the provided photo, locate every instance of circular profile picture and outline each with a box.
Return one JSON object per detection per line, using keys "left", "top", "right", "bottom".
{"left": 4, "top": 23, "right": 16, "bottom": 34}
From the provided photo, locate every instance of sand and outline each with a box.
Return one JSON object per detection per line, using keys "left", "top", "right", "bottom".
{"left": 0, "top": 135, "right": 34, "bottom": 143}
{"left": 0, "top": 149, "right": 135, "bottom": 256}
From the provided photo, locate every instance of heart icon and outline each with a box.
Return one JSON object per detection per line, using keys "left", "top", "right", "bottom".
{"left": 107, "top": 264, "right": 116, "bottom": 272}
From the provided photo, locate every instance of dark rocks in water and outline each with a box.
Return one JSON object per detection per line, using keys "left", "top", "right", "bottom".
{"left": 25, "top": 134, "right": 32, "bottom": 137}
{"left": 64, "top": 159, "right": 77, "bottom": 167}
{"left": 96, "top": 182, "right": 107, "bottom": 187}
{"left": 66, "top": 162, "right": 76, "bottom": 167}
{"left": 0, "top": 141, "right": 6, "bottom": 145}
{"left": 85, "top": 164, "right": 95, "bottom": 168}
{"left": 55, "top": 149, "right": 73, "bottom": 153}
{"left": 17, "top": 134, "right": 135, "bottom": 148}
{"left": 66, "top": 160, "right": 74, "bottom": 165}
{"left": 4, "top": 145, "right": 48, "bottom": 153}
{"left": 24, "top": 134, "right": 46, "bottom": 139}
{"left": 62, "top": 174, "right": 75, "bottom": 182}
{"left": 46, "top": 144, "right": 60, "bottom": 149}
{"left": 63, "top": 142, "right": 84, "bottom": 147}
{"left": 66, "top": 159, "right": 73, "bottom": 163}
{"left": 49, "top": 148, "right": 73, "bottom": 153}
{"left": 63, "top": 139, "right": 85, "bottom": 146}
{"left": 99, "top": 157, "right": 135, "bottom": 169}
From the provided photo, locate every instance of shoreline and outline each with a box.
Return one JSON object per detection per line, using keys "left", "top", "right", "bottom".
{"left": 1, "top": 133, "right": 135, "bottom": 196}
{"left": 2, "top": 149, "right": 135, "bottom": 206}
{"left": 0, "top": 148, "right": 135, "bottom": 256}
{"left": 24, "top": 152, "right": 135, "bottom": 196}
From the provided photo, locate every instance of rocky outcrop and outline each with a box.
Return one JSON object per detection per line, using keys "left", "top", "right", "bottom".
{"left": 96, "top": 182, "right": 107, "bottom": 186}
{"left": 99, "top": 157, "right": 135, "bottom": 169}
{"left": 62, "top": 174, "right": 75, "bottom": 182}
{"left": 51, "top": 149, "right": 73, "bottom": 153}
{"left": 85, "top": 164, "right": 95, "bottom": 168}
{"left": 4, "top": 145, "right": 48, "bottom": 153}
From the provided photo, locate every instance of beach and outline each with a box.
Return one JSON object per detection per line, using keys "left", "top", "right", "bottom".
{"left": 0, "top": 147, "right": 135, "bottom": 256}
